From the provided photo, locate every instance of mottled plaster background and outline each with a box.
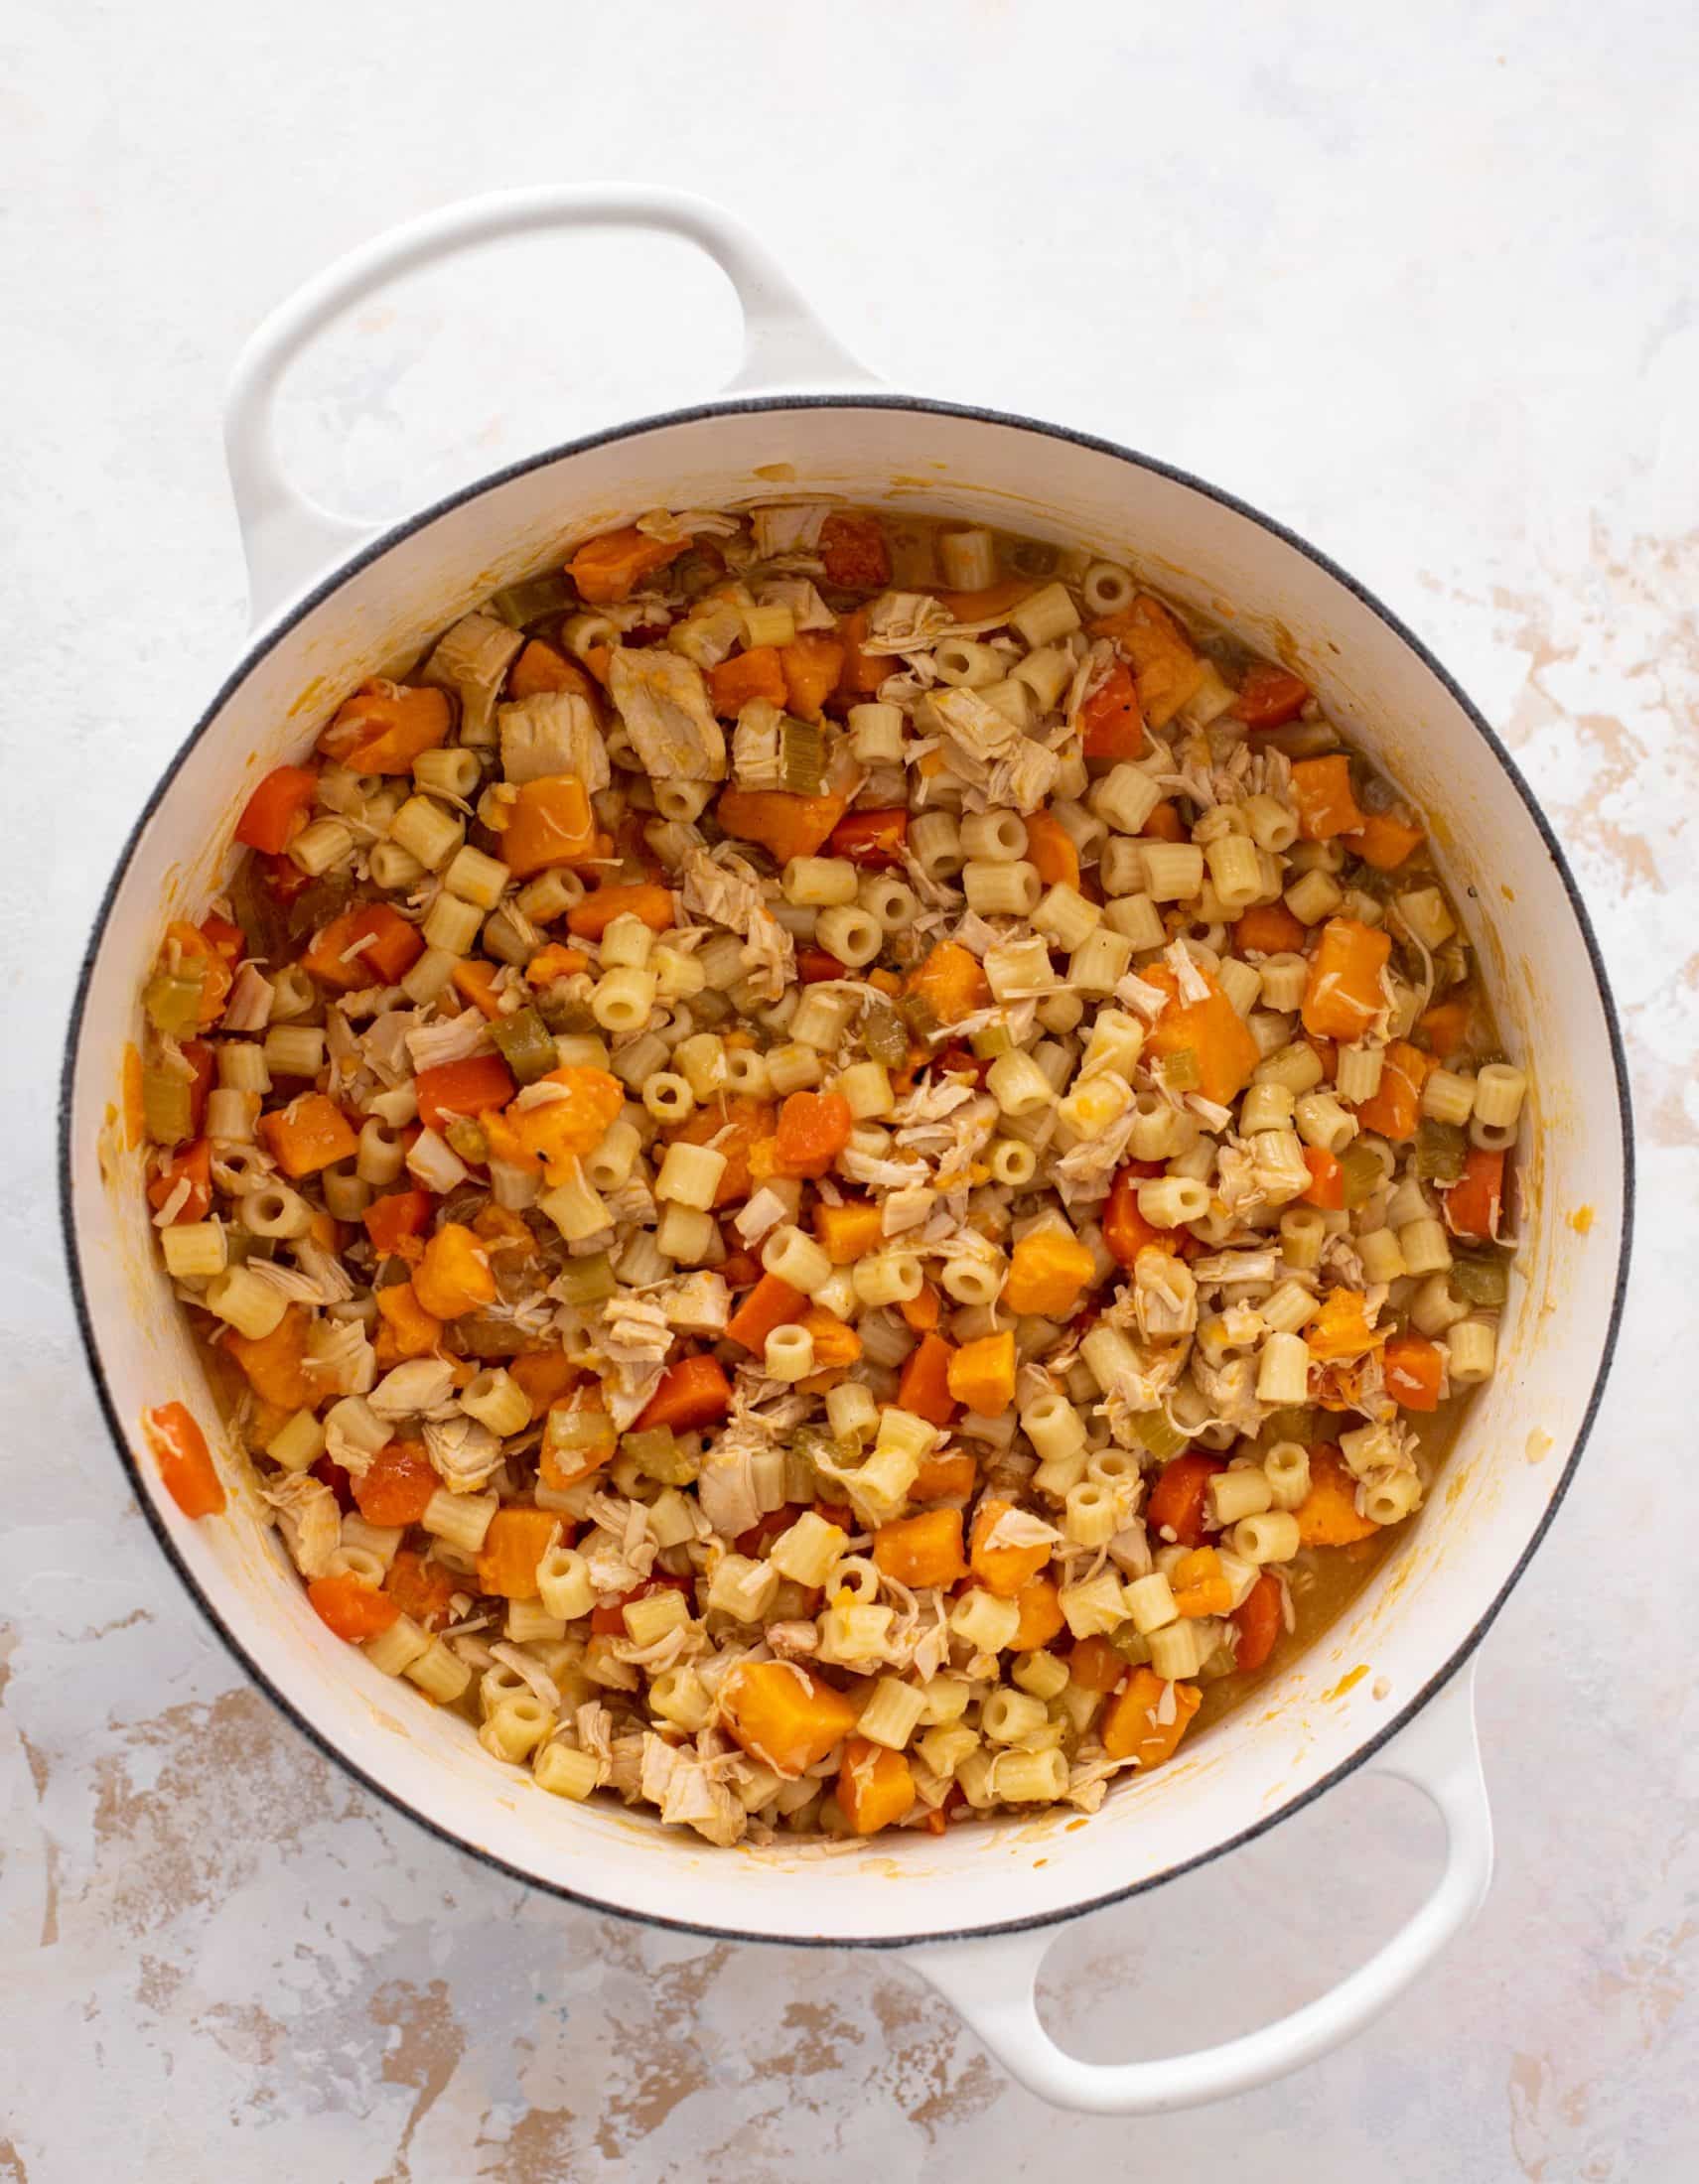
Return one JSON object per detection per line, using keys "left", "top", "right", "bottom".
{"left": 4, "top": 1, "right": 1696, "bottom": 2177}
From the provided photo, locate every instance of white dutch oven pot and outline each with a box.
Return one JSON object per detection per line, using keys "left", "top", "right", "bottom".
{"left": 61, "top": 188, "right": 1632, "bottom": 2114}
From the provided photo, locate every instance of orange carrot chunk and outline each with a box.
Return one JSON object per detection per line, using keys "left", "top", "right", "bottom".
{"left": 838, "top": 1737, "right": 915, "bottom": 1836}
{"left": 897, "top": 1331, "right": 957, "bottom": 1428}
{"left": 1101, "top": 1666, "right": 1202, "bottom": 1766}
{"left": 1291, "top": 753, "right": 1367, "bottom": 841}
{"left": 308, "top": 1571, "right": 400, "bottom": 1642}
{"left": 634, "top": 1355, "right": 733, "bottom": 1433}
{"left": 143, "top": 1401, "right": 225, "bottom": 1519}
{"left": 1301, "top": 917, "right": 1393, "bottom": 1041}
{"left": 234, "top": 764, "right": 319, "bottom": 855}
{"left": 1443, "top": 1147, "right": 1506, "bottom": 1242}
{"left": 1145, "top": 1453, "right": 1226, "bottom": 1548}
{"left": 873, "top": 1509, "right": 968, "bottom": 1589}
{"left": 1231, "top": 1571, "right": 1285, "bottom": 1672}
{"left": 774, "top": 1089, "right": 853, "bottom": 1178}
{"left": 1384, "top": 1333, "right": 1445, "bottom": 1413}
{"left": 716, "top": 787, "right": 846, "bottom": 864}
{"left": 260, "top": 1092, "right": 358, "bottom": 1178}
{"left": 566, "top": 524, "right": 686, "bottom": 604}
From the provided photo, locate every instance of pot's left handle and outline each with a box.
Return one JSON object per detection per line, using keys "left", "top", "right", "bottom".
{"left": 906, "top": 1665, "right": 1493, "bottom": 2114}
{"left": 223, "top": 185, "right": 880, "bottom": 628}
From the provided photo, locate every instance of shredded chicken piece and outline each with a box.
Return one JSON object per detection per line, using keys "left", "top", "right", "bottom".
{"left": 405, "top": 1009, "right": 493, "bottom": 1073}
{"left": 490, "top": 1642, "right": 562, "bottom": 1713}
{"left": 499, "top": 690, "right": 609, "bottom": 793}
{"left": 607, "top": 647, "right": 726, "bottom": 782}
{"left": 679, "top": 844, "right": 792, "bottom": 1002}
{"left": 423, "top": 1414, "right": 502, "bottom": 1493}
{"left": 263, "top": 1473, "right": 341, "bottom": 1579}
{"left": 423, "top": 612, "right": 525, "bottom": 742}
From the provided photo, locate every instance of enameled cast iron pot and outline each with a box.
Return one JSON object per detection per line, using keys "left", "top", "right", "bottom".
{"left": 60, "top": 188, "right": 1632, "bottom": 2113}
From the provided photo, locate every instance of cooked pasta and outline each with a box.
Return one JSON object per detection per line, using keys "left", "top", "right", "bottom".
{"left": 136, "top": 500, "right": 1523, "bottom": 1850}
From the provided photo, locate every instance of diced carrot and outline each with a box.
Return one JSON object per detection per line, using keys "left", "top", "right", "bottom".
{"left": 1353, "top": 1038, "right": 1430, "bottom": 1142}
{"left": 911, "top": 1445, "right": 978, "bottom": 1502}
{"left": 779, "top": 631, "right": 846, "bottom": 720}
{"left": 814, "top": 1198, "right": 884, "bottom": 1264}
{"left": 1101, "top": 1665, "right": 1202, "bottom": 1766}
{"left": 1384, "top": 1333, "right": 1445, "bottom": 1413}
{"left": 566, "top": 524, "right": 685, "bottom": 605}
{"left": 444, "top": 957, "right": 501, "bottom": 1019}
{"left": 475, "top": 1505, "right": 560, "bottom": 1601}
{"left": 797, "top": 946, "right": 848, "bottom": 983}
{"left": 374, "top": 1281, "right": 444, "bottom": 1364}
{"left": 819, "top": 511, "right": 891, "bottom": 590}
{"left": 307, "top": 1571, "right": 400, "bottom": 1643}
{"left": 508, "top": 1348, "right": 578, "bottom": 1412}
{"left": 1346, "top": 809, "right": 1425, "bottom": 871}
{"left": 311, "top": 1454, "right": 354, "bottom": 1511}
{"left": 1143, "top": 798, "right": 1186, "bottom": 842}
{"left": 947, "top": 1329, "right": 1017, "bottom": 1416}
{"left": 722, "top": 1660, "right": 860, "bottom": 1776}
{"left": 260, "top": 1092, "right": 358, "bottom": 1178}
{"left": 1079, "top": 660, "right": 1145, "bottom": 760}
{"left": 383, "top": 1549, "right": 458, "bottom": 1630}
{"left": 837, "top": 1738, "right": 914, "bottom": 1836}
{"left": 223, "top": 1304, "right": 315, "bottom": 1409}
{"left": 1068, "top": 1634, "right": 1128, "bottom": 1694}
{"left": 968, "top": 1497, "right": 1052, "bottom": 1597}
{"left": 716, "top": 787, "right": 846, "bottom": 864}
{"left": 774, "top": 1089, "right": 853, "bottom": 1178}
{"left": 798, "top": 1305, "right": 862, "bottom": 1371}
{"left": 1010, "top": 1572, "right": 1066, "bottom": 1651}
{"left": 1306, "top": 1289, "right": 1380, "bottom": 1363}
{"left": 1295, "top": 1444, "right": 1378, "bottom": 1546}
{"left": 300, "top": 901, "right": 424, "bottom": 993}
{"left": 1146, "top": 1453, "right": 1226, "bottom": 1547}
{"left": 504, "top": 1065, "right": 626, "bottom": 1181}
{"left": 317, "top": 679, "right": 453, "bottom": 773}
{"left": 500, "top": 774, "right": 598, "bottom": 878}
{"left": 1170, "top": 1545, "right": 1233, "bottom": 1618}
{"left": 1301, "top": 917, "right": 1393, "bottom": 1041}
{"left": 664, "top": 1095, "right": 775, "bottom": 1207}
{"left": 831, "top": 606, "right": 892, "bottom": 701}
{"left": 1005, "top": 1231, "right": 1096, "bottom": 1318}
{"left": 413, "top": 1223, "right": 497, "bottom": 1319}
{"left": 725, "top": 1272, "right": 807, "bottom": 1354}
{"left": 905, "top": 939, "right": 990, "bottom": 1027}
{"left": 1291, "top": 754, "right": 1366, "bottom": 841}
{"left": 414, "top": 1053, "right": 517, "bottom": 1134}
{"left": 828, "top": 808, "right": 909, "bottom": 867}
{"left": 1302, "top": 1147, "right": 1345, "bottom": 1209}
{"left": 1233, "top": 900, "right": 1307, "bottom": 955}
{"left": 1443, "top": 1147, "right": 1505, "bottom": 1242}
{"left": 507, "top": 639, "right": 599, "bottom": 705}
{"left": 635, "top": 1354, "right": 732, "bottom": 1433}
{"left": 898, "top": 1282, "right": 942, "bottom": 1334}
{"left": 897, "top": 1331, "right": 957, "bottom": 1428}
{"left": 352, "top": 1439, "right": 440, "bottom": 1527}
{"left": 873, "top": 1509, "right": 967, "bottom": 1589}
{"left": 142, "top": 1401, "right": 225, "bottom": 1519}
{"left": 1140, "top": 962, "right": 1260, "bottom": 1106}
{"left": 363, "top": 1187, "right": 433, "bottom": 1260}
{"left": 1230, "top": 1571, "right": 1284, "bottom": 1672}
{"left": 1090, "top": 595, "right": 1206, "bottom": 726}
{"left": 1024, "top": 809, "right": 1080, "bottom": 890}
{"left": 148, "top": 1138, "right": 212, "bottom": 1225}
{"left": 234, "top": 763, "right": 319, "bottom": 855}
{"left": 1102, "top": 1161, "right": 1171, "bottom": 1269}
{"left": 708, "top": 645, "right": 787, "bottom": 717}
{"left": 525, "top": 942, "right": 590, "bottom": 985}
{"left": 1231, "top": 662, "right": 1312, "bottom": 730}
{"left": 1419, "top": 996, "right": 1474, "bottom": 1061}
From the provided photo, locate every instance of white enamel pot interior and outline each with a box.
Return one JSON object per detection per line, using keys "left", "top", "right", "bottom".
{"left": 60, "top": 190, "right": 1631, "bottom": 2113}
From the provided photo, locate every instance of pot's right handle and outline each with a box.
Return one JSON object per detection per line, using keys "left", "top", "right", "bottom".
{"left": 907, "top": 1664, "right": 1492, "bottom": 2115}
{"left": 224, "top": 185, "right": 880, "bottom": 628}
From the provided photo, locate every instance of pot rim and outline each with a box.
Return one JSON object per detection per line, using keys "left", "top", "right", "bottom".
{"left": 58, "top": 392, "right": 1635, "bottom": 1950}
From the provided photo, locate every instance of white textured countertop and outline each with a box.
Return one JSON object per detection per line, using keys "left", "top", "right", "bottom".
{"left": 3, "top": 2, "right": 1695, "bottom": 2176}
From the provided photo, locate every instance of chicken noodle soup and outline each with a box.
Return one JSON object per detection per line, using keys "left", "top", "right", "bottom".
{"left": 136, "top": 504, "right": 1522, "bottom": 1844}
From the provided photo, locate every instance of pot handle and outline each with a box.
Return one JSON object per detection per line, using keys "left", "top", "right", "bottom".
{"left": 223, "top": 185, "right": 878, "bottom": 626}
{"left": 906, "top": 1663, "right": 1492, "bottom": 2115}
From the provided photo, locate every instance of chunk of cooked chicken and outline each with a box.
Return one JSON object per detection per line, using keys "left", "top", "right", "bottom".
{"left": 423, "top": 613, "right": 525, "bottom": 745}
{"left": 499, "top": 691, "right": 609, "bottom": 793}
{"left": 607, "top": 648, "right": 726, "bottom": 782}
